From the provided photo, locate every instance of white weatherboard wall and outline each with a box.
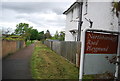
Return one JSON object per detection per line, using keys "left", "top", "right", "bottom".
{"left": 64, "top": 1, "right": 119, "bottom": 41}
{"left": 65, "top": 4, "right": 79, "bottom": 41}
{"left": 81, "top": 2, "right": 118, "bottom": 41}
{"left": 82, "top": 2, "right": 118, "bottom": 30}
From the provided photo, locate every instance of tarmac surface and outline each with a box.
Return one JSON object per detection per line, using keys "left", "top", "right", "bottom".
{"left": 2, "top": 44, "right": 35, "bottom": 79}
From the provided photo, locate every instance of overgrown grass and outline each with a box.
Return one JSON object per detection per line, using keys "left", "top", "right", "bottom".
{"left": 31, "top": 41, "right": 79, "bottom": 79}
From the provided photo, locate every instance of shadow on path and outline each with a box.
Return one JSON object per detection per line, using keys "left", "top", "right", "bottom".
{"left": 2, "top": 44, "right": 35, "bottom": 79}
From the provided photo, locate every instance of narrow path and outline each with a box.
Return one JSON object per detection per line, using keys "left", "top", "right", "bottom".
{"left": 2, "top": 44, "right": 35, "bottom": 79}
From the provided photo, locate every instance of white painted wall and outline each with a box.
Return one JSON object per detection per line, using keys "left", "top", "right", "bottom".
{"left": 65, "top": 4, "right": 79, "bottom": 41}
{"left": 65, "top": 1, "right": 119, "bottom": 41}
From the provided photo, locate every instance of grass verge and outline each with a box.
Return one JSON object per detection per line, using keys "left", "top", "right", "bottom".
{"left": 26, "top": 40, "right": 34, "bottom": 46}
{"left": 31, "top": 41, "right": 79, "bottom": 79}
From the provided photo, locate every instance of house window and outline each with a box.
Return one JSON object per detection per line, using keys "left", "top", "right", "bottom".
{"left": 76, "top": 5, "right": 80, "bottom": 19}
{"left": 70, "top": 10, "right": 73, "bottom": 22}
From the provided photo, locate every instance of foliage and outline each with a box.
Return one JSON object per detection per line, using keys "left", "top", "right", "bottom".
{"left": 59, "top": 31, "right": 65, "bottom": 41}
{"left": 26, "top": 40, "right": 34, "bottom": 46}
{"left": 112, "top": 2, "right": 120, "bottom": 17}
{"left": 51, "top": 31, "right": 65, "bottom": 41}
{"left": 54, "top": 31, "right": 59, "bottom": 39}
{"left": 31, "top": 41, "right": 79, "bottom": 79}
{"left": 15, "top": 23, "right": 29, "bottom": 35}
{"left": 3, "top": 35, "right": 24, "bottom": 40}
{"left": 30, "top": 29, "right": 39, "bottom": 41}
{"left": 44, "top": 30, "right": 52, "bottom": 39}
{"left": 14, "top": 23, "right": 33, "bottom": 41}
{"left": 37, "top": 31, "right": 45, "bottom": 41}
{"left": 13, "top": 23, "right": 65, "bottom": 42}
{"left": 14, "top": 23, "right": 45, "bottom": 41}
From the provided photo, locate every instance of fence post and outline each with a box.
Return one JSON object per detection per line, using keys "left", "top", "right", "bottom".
{"left": 76, "top": 41, "right": 81, "bottom": 67}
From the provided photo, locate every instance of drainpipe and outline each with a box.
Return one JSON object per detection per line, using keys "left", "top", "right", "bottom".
{"left": 76, "top": 2, "right": 83, "bottom": 68}
{"left": 118, "top": 11, "right": 120, "bottom": 79}
{"left": 77, "top": 2, "right": 83, "bottom": 41}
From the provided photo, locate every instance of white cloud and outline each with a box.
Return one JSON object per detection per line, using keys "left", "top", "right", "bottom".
{"left": 1, "top": 0, "right": 75, "bottom": 2}
{"left": 0, "top": 1, "right": 72, "bottom": 35}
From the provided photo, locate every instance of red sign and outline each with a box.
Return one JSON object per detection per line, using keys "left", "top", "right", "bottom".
{"left": 84, "top": 32, "right": 118, "bottom": 54}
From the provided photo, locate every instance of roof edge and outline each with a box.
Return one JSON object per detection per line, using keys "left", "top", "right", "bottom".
{"left": 63, "top": 2, "right": 80, "bottom": 15}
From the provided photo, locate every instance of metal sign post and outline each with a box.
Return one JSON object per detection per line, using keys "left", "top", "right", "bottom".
{"left": 79, "top": 29, "right": 119, "bottom": 80}
{"left": 115, "top": 11, "right": 120, "bottom": 79}
{"left": 79, "top": 29, "right": 86, "bottom": 79}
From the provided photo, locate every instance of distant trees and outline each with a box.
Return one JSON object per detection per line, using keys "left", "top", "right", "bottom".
{"left": 52, "top": 31, "right": 65, "bottom": 41}
{"left": 14, "top": 23, "right": 32, "bottom": 41}
{"left": 12, "top": 22, "right": 65, "bottom": 42}
{"left": 44, "top": 30, "right": 52, "bottom": 39}
{"left": 15, "top": 23, "right": 30, "bottom": 35}
{"left": 54, "top": 31, "right": 59, "bottom": 40}
{"left": 30, "top": 29, "right": 39, "bottom": 41}
{"left": 59, "top": 31, "right": 65, "bottom": 41}
{"left": 37, "top": 31, "right": 45, "bottom": 41}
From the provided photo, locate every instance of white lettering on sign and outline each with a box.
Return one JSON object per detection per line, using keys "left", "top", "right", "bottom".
{"left": 86, "top": 45, "right": 109, "bottom": 53}
{"left": 88, "top": 33, "right": 117, "bottom": 42}
{"left": 86, "top": 39, "right": 109, "bottom": 53}
{"left": 87, "top": 40, "right": 99, "bottom": 45}
{"left": 85, "top": 32, "right": 118, "bottom": 54}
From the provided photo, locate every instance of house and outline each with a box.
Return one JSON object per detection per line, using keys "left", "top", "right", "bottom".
{"left": 63, "top": 0, "right": 119, "bottom": 41}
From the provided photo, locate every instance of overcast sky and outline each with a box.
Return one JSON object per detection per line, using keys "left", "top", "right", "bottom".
{"left": 0, "top": 0, "right": 75, "bottom": 35}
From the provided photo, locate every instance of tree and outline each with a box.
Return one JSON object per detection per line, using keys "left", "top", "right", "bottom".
{"left": 112, "top": 2, "right": 120, "bottom": 17}
{"left": 14, "top": 23, "right": 32, "bottom": 41}
{"left": 51, "top": 31, "right": 65, "bottom": 41}
{"left": 44, "top": 30, "right": 52, "bottom": 39}
{"left": 37, "top": 31, "right": 45, "bottom": 41}
{"left": 30, "top": 29, "right": 39, "bottom": 41}
{"left": 59, "top": 31, "right": 65, "bottom": 41}
{"left": 15, "top": 23, "right": 29, "bottom": 35}
{"left": 2, "top": 28, "right": 12, "bottom": 35}
{"left": 54, "top": 31, "right": 59, "bottom": 40}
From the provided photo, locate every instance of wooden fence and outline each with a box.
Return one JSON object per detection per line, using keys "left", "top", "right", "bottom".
{"left": 44, "top": 40, "right": 81, "bottom": 67}
{"left": 2, "top": 40, "right": 26, "bottom": 58}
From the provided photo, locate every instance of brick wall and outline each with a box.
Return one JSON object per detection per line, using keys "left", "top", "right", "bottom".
{"left": 2, "top": 40, "right": 26, "bottom": 58}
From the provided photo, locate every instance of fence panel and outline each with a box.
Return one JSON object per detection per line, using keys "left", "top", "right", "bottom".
{"left": 52, "top": 41, "right": 61, "bottom": 55}
{"left": 61, "top": 42, "right": 66, "bottom": 58}
{"left": 44, "top": 40, "right": 81, "bottom": 65}
{"left": 2, "top": 40, "right": 25, "bottom": 58}
{"left": 71, "top": 42, "right": 77, "bottom": 64}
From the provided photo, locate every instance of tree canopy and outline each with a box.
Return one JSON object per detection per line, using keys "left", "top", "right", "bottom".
{"left": 14, "top": 23, "right": 33, "bottom": 41}
{"left": 30, "top": 29, "right": 39, "bottom": 41}
{"left": 37, "top": 31, "right": 45, "bottom": 41}
{"left": 112, "top": 2, "right": 120, "bottom": 17}
{"left": 51, "top": 31, "right": 65, "bottom": 41}
{"left": 44, "top": 30, "right": 52, "bottom": 39}
{"left": 13, "top": 23, "right": 65, "bottom": 41}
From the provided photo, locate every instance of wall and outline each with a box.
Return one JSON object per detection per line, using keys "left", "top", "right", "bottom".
{"left": 2, "top": 40, "right": 26, "bottom": 58}
{"left": 82, "top": 2, "right": 118, "bottom": 31}
{"left": 44, "top": 40, "right": 81, "bottom": 66}
{"left": 64, "top": 1, "right": 119, "bottom": 41}
{"left": 65, "top": 4, "right": 79, "bottom": 41}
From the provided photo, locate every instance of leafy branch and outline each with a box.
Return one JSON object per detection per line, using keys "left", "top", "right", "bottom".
{"left": 105, "top": 55, "right": 120, "bottom": 65}
{"left": 112, "top": 2, "right": 120, "bottom": 17}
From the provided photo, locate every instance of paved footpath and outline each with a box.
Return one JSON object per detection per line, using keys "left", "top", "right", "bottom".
{"left": 2, "top": 44, "right": 35, "bottom": 79}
